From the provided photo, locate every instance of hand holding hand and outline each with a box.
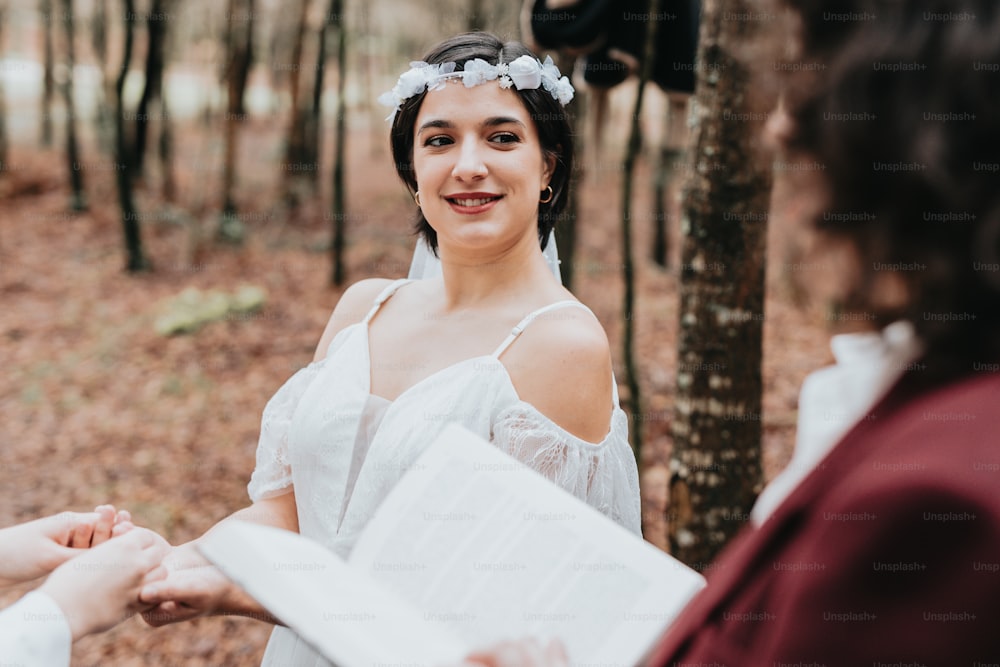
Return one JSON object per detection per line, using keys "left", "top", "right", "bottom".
{"left": 0, "top": 505, "right": 127, "bottom": 588}
{"left": 461, "top": 638, "right": 569, "bottom": 667}
{"left": 139, "top": 543, "right": 264, "bottom": 626}
{"left": 38, "top": 526, "right": 170, "bottom": 641}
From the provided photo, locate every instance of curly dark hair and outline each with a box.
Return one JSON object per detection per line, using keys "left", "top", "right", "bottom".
{"left": 776, "top": 0, "right": 1000, "bottom": 379}
{"left": 387, "top": 32, "right": 574, "bottom": 254}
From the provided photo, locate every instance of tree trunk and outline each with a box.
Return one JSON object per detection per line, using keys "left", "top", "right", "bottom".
{"left": 668, "top": 0, "right": 772, "bottom": 565}
{"left": 218, "top": 0, "right": 255, "bottom": 242}
{"left": 554, "top": 52, "right": 579, "bottom": 290}
{"left": 306, "top": 1, "right": 328, "bottom": 187}
{"left": 40, "top": 0, "right": 54, "bottom": 147}
{"left": 132, "top": 0, "right": 168, "bottom": 180}
{"left": 329, "top": 0, "right": 347, "bottom": 286}
{"left": 0, "top": 0, "right": 7, "bottom": 173}
{"left": 59, "top": 0, "right": 86, "bottom": 211}
{"left": 281, "top": 0, "right": 313, "bottom": 203}
{"left": 115, "top": 0, "right": 149, "bottom": 271}
{"left": 158, "top": 95, "right": 175, "bottom": 201}
{"left": 620, "top": 0, "right": 665, "bottom": 461}
{"left": 90, "top": 0, "right": 114, "bottom": 155}
{"left": 467, "top": 0, "right": 485, "bottom": 31}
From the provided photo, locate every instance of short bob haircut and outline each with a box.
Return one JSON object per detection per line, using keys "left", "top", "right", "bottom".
{"left": 388, "top": 32, "right": 574, "bottom": 254}
{"left": 774, "top": 0, "right": 1000, "bottom": 381}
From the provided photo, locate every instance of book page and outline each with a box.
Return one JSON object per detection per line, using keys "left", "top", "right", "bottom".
{"left": 199, "top": 521, "right": 468, "bottom": 667}
{"left": 349, "top": 424, "right": 705, "bottom": 667}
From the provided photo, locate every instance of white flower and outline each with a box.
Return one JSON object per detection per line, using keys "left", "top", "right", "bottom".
{"left": 551, "top": 76, "right": 574, "bottom": 104}
{"left": 540, "top": 56, "right": 562, "bottom": 83}
{"left": 507, "top": 54, "right": 542, "bottom": 90}
{"left": 461, "top": 58, "right": 498, "bottom": 87}
{"left": 397, "top": 62, "right": 431, "bottom": 97}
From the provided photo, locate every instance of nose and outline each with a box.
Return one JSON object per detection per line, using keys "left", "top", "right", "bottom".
{"left": 451, "top": 135, "right": 488, "bottom": 181}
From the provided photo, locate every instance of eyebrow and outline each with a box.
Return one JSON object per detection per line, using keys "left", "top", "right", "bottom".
{"left": 417, "top": 116, "right": 526, "bottom": 135}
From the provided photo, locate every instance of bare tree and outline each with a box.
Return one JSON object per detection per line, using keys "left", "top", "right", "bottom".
{"left": 39, "top": 0, "right": 55, "bottom": 146}
{"left": 619, "top": 0, "right": 667, "bottom": 459}
{"left": 115, "top": 0, "right": 150, "bottom": 271}
{"left": 467, "top": 0, "right": 484, "bottom": 31}
{"left": 280, "top": 0, "right": 315, "bottom": 203}
{"left": 0, "top": 0, "right": 7, "bottom": 173}
{"left": 651, "top": 95, "right": 689, "bottom": 268}
{"left": 668, "top": 0, "right": 772, "bottom": 565}
{"left": 306, "top": 0, "right": 328, "bottom": 186}
{"left": 328, "top": 0, "right": 347, "bottom": 285}
{"left": 132, "top": 0, "right": 170, "bottom": 180}
{"left": 217, "top": 0, "right": 255, "bottom": 242}
{"left": 59, "top": 0, "right": 86, "bottom": 210}
{"left": 89, "top": 0, "right": 114, "bottom": 155}
{"left": 553, "top": 53, "right": 581, "bottom": 290}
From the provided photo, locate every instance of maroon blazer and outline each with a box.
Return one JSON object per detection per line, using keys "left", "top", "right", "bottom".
{"left": 649, "top": 371, "right": 1000, "bottom": 667}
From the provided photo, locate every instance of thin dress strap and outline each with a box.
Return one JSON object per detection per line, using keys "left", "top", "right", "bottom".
{"left": 363, "top": 279, "right": 413, "bottom": 324}
{"left": 491, "top": 300, "right": 593, "bottom": 359}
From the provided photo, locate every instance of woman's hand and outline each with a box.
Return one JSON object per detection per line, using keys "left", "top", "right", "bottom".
{"left": 0, "top": 505, "right": 127, "bottom": 588}
{"left": 38, "top": 526, "right": 170, "bottom": 641}
{"left": 139, "top": 495, "right": 297, "bottom": 626}
{"left": 461, "top": 638, "right": 569, "bottom": 667}
{"left": 139, "top": 542, "right": 272, "bottom": 626}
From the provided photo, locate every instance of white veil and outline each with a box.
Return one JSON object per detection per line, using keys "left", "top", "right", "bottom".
{"left": 407, "top": 230, "right": 563, "bottom": 283}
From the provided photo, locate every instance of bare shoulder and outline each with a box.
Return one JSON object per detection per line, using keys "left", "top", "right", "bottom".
{"left": 312, "top": 278, "right": 395, "bottom": 361}
{"left": 503, "top": 304, "right": 615, "bottom": 443}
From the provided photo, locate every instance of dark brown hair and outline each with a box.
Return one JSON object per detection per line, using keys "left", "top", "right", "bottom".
{"left": 776, "top": 0, "right": 1000, "bottom": 378}
{"left": 388, "top": 32, "right": 574, "bottom": 254}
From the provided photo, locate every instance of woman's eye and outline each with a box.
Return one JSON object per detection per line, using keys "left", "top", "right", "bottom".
{"left": 490, "top": 132, "right": 520, "bottom": 145}
{"left": 425, "top": 136, "right": 453, "bottom": 147}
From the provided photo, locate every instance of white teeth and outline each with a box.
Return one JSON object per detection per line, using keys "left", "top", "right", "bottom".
{"left": 453, "top": 197, "right": 495, "bottom": 207}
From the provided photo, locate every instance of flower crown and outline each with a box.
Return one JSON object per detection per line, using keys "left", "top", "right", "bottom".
{"left": 378, "top": 55, "right": 575, "bottom": 123}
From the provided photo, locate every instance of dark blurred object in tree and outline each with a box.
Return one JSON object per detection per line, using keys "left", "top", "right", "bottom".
{"left": 59, "top": 0, "right": 86, "bottom": 211}
{"left": 39, "top": 0, "right": 55, "bottom": 147}
{"left": 218, "top": 0, "right": 255, "bottom": 243}
{"left": 115, "top": 0, "right": 150, "bottom": 271}
{"left": 132, "top": 0, "right": 169, "bottom": 181}
{"left": 669, "top": 0, "right": 770, "bottom": 565}
{"left": 329, "top": 0, "right": 347, "bottom": 286}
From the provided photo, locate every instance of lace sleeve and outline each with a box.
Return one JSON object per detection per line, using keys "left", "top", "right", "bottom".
{"left": 247, "top": 359, "right": 327, "bottom": 502}
{"left": 492, "top": 402, "right": 642, "bottom": 535}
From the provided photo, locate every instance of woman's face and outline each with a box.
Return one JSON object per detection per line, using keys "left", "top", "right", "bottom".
{"left": 411, "top": 80, "right": 555, "bottom": 258}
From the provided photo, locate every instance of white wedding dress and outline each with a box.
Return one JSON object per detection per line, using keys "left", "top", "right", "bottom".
{"left": 248, "top": 279, "right": 642, "bottom": 666}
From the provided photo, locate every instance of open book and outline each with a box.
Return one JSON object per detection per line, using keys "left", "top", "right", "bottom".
{"left": 199, "top": 423, "right": 705, "bottom": 667}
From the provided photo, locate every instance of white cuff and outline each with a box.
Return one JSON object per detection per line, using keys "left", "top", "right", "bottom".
{"left": 0, "top": 590, "right": 73, "bottom": 666}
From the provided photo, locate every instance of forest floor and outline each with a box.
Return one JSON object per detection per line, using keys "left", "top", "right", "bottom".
{"left": 0, "top": 114, "right": 832, "bottom": 664}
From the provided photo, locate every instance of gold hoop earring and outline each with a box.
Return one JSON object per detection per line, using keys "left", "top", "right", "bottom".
{"left": 414, "top": 191, "right": 422, "bottom": 207}
{"left": 539, "top": 186, "right": 553, "bottom": 204}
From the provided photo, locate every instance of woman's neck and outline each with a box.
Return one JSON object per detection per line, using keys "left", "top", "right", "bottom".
{"left": 435, "top": 234, "right": 559, "bottom": 309}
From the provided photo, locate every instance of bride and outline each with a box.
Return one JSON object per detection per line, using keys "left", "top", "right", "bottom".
{"left": 139, "top": 32, "right": 641, "bottom": 666}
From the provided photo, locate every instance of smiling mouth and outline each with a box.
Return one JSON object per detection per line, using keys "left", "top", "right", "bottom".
{"left": 446, "top": 195, "right": 503, "bottom": 207}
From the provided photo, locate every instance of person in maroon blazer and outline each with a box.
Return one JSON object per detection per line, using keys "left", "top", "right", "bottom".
{"left": 464, "top": 0, "right": 1000, "bottom": 665}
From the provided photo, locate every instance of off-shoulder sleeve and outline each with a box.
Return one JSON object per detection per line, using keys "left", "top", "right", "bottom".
{"left": 247, "top": 358, "right": 326, "bottom": 502}
{"left": 492, "top": 401, "right": 642, "bottom": 535}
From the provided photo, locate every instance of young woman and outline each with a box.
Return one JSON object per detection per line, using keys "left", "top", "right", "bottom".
{"left": 138, "top": 33, "right": 641, "bottom": 667}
